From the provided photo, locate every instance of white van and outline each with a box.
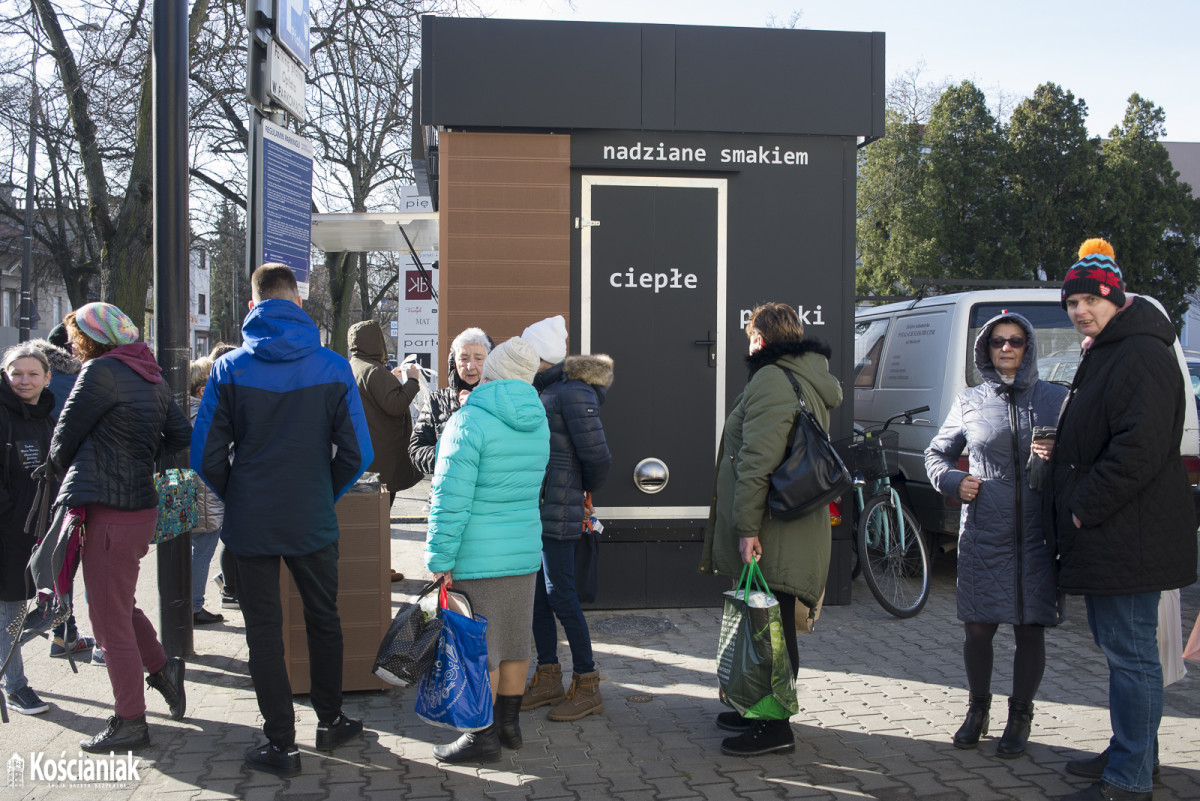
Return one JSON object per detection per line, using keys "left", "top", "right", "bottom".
{"left": 853, "top": 289, "right": 1200, "bottom": 551}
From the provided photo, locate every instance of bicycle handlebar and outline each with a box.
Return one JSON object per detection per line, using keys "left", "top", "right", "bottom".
{"left": 882, "top": 405, "right": 930, "bottom": 431}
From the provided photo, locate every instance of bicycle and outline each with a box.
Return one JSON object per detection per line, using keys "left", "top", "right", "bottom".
{"left": 836, "top": 406, "right": 931, "bottom": 618}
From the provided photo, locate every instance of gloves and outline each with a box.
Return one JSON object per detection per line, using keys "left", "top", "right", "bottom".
{"left": 1026, "top": 427, "right": 1055, "bottom": 492}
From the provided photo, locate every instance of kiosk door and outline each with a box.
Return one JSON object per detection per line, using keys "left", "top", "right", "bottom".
{"left": 581, "top": 176, "right": 727, "bottom": 520}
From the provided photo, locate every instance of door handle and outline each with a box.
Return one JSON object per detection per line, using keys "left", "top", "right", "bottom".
{"left": 693, "top": 331, "right": 717, "bottom": 368}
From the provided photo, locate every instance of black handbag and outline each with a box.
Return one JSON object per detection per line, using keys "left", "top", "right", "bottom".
{"left": 373, "top": 578, "right": 445, "bottom": 687}
{"left": 766, "top": 367, "right": 853, "bottom": 520}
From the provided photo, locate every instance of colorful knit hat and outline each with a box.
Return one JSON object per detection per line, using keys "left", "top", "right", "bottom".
{"left": 1061, "top": 238, "right": 1126, "bottom": 310}
{"left": 74, "top": 302, "right": 140, "bottom": 346}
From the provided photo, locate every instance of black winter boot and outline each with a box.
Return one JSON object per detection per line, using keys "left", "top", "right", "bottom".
{"left": 80, "top": 715, "right": 151, "bottom": 753}
{"left": 952, "top": 692, "right": 992, "bottom": 749}
{"left": 146, "top": 656, "right": 186, "bottom": 720}
{"left": 495, "top": 694, "right": 523, "bottom": 749}
{"left": 996, "top": 698, "right": 1034, "bottom": 759}
{"left": 433, "top": 724, "right": 502, "bottom": 764}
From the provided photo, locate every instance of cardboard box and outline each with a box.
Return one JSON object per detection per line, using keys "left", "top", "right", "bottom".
{"left": 280, "top": 491, "right": 390, "bottom": 693}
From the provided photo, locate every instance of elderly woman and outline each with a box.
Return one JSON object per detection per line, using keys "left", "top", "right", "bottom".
{"left": 51, "top": 303, "right": 192, "bottom": 752}
{"left": 0, "top": 344, "right": 57, "bottom": 716}
{"left": 424, "top": 337, "right": 550, "bottom": 765}
{"left": 700, "top": 301, "right": 843, "bottom": 757}
{"left": 925, "top": 313, "right": 1066, "bottom": 758}
{"left": 409, "top": 327, "right": 492, "bottom": 474}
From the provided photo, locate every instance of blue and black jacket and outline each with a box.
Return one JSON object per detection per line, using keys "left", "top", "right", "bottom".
{"left": 191, "top": 299, "right": 374, "bottom": 557}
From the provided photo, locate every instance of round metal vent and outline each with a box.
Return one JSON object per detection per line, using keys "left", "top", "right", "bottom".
{"left": 633, "top": 458, "right": 669, "bottom": 494}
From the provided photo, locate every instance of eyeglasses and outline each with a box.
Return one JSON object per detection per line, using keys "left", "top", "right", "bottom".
{"left": 988, "top": 336, "right": 1027, "bottom": 349}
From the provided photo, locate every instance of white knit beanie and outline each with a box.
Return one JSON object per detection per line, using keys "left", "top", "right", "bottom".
{"left": 521, "top": 315, "right": 568, "bottom": 364}
{"left": 481, "top": 338, "right": 540, "bottom": 384}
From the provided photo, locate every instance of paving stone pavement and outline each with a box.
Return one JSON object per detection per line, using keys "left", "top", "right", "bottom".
{"left": 5, "top": 479, "right": 1198, "bottom": 800}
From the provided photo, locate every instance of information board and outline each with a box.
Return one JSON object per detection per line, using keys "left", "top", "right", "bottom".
{"left": 258, "top": 119, "right": 314, "bottom": 297}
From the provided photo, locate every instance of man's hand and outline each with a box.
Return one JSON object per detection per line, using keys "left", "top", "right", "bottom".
{"left": 738, "top": 537, "right": 761, "bottom": 564}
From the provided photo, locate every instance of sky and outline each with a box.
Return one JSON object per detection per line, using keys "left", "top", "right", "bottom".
{"left": 478, "top": 0, "right": 1200, "bottom": 142}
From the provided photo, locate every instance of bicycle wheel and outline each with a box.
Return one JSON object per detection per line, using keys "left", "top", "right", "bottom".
{"left": 857, "top": 494, "right": 930, "bottom": 618}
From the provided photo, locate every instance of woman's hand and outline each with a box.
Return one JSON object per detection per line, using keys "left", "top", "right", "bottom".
{"left": 738, "top": 537, "right": 761, "bottom": 564}
{"left": 1072, "top": 513, "right": 1082, "bottom": 529}
{"left": 958, "top": 475, "right": 982, "bottom": 503}
{"left": 431, "top": 571, "right": 452, "bottom": 584}
{"left": 457, "top": 389, "right": 471, "bottom": 406}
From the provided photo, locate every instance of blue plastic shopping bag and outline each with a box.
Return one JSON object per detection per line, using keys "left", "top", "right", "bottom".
{"left": 414, "top": 604, "right": 492, "bottom": 731}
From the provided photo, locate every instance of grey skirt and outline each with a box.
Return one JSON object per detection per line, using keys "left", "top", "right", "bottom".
{"left": 451, "top": 573, "right": 536, "bottom": 670}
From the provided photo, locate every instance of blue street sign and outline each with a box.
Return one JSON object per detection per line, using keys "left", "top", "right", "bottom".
{"left": 275, "top": 0, "right": 310, "bottom": 69}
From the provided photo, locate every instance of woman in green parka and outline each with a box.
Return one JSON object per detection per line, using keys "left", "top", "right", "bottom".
{"left": 700, "top": 301, "right": 843, "bottom": 757}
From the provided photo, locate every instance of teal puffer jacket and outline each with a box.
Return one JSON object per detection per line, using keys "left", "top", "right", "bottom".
{"left": 425, "top": 378, "right": 550, "bottom": 579}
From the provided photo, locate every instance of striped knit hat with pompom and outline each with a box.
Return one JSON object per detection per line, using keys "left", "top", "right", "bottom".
{"left": 1061, "top": 238, "right": 1125, "bottom": 310}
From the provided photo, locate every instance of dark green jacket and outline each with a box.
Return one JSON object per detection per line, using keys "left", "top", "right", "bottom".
{"left": 701, "top": 340, "right": 843, "bottom": 608}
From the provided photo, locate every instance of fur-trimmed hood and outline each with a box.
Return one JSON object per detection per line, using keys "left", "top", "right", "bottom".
{"left": 746, "top": 338, "right": 832, "bottom": 377}
{"left": 562, "top": 353, "right": 614, "bottom": 389}
{"left": 28, "top": 338, "right": 81, "bottom": 376}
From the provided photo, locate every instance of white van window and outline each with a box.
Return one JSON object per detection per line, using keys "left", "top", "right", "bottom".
{"left": 966, "top": 302, "right": 1083, "bottom": 387}
{"left": 879, "top": 311, "right": 950, "bottom": 389}
{"left": 853, "top": 318, "right": 889, "bottom": 388}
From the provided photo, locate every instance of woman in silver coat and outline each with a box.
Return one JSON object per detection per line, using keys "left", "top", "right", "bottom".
{"left": 925, "top": 313, "right": 1066, "bottom": 759}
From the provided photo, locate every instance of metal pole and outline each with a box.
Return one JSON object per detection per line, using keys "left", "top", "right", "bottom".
{"left": 19, "top": 46, "right": 37, "bottom": 343}
{"left": 153, "top": 0, "right": 193, "bottom": 658}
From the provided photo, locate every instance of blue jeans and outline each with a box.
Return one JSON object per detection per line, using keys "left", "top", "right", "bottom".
{"left": 532, "top": 538, "right": 594, "bottom": 675}
{"left": 191, "top": 528, "right": 222, "bottom": 612}
{"left": 0, "top": 599, "right": 29, "bottom": 693}
{"left": 235, "top": 542, "right": 343, "bottom": 748}
{"left": 1085, "top": 592, "right": 1162, "bottom": 794}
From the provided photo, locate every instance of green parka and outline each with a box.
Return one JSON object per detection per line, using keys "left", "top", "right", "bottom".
{"left": 700, "top": 340, "right": 843, "bottom": 608}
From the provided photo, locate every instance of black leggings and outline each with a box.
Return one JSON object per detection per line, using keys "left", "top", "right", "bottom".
{"left": 963, "top": 622, "right": 1045, "bottom": 703}
{"left": 773, "top": 590, "right": 801, "bottom": 678}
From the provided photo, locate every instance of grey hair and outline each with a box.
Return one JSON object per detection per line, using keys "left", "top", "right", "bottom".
{"left": 2, "top": 343, "right": 51, "bottom": 374}
{"left": 450, "top": 327, "right": 493, "bottom": 356}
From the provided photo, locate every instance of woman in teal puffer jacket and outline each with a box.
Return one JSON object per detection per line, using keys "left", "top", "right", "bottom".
{"left": 424, "top": 337, "right": 550, "bottom": 766}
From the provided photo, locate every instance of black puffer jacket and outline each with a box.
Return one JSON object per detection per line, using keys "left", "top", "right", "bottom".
{"left": 409, "top": 350, "right": 479, "bottom": 475}
{"left": 51, "top": 345, "right": 192, "bottom": 511}
{"left": 535, "top": 355, "right": 614, "bottom": 541}
{"left": 0, "top": 377, "right": 55, "bottom": 602}
{"left": 1051, "top": 297, "right": 1198, "bottom": 595}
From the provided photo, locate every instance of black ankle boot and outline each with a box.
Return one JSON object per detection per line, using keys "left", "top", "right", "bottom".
{"left": 80, "top": 715, "right": 151, "bottom": 753}
{"left": 494, "top": 694, "right": 523, "bottom": 750}
{"left": 146, "top": 656, "right": 186, "bottom": 720}
{"left": 996, "top": 698, "right": 1033, "bottom": 758}
{"left": 952, "top": 692, "right": 992, "bottom": 749}
{"left": 433, "top": 724, "right": 502, "bottom": 764}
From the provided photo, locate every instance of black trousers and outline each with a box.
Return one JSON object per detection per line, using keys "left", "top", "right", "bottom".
{"left": 234, "top": 541, "right": 343, "bottom": 747}
{"left": 772, "top": 590, "right": 801, "bottom": 678}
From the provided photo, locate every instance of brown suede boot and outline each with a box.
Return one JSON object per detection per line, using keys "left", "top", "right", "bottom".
{"left": 547, "top": 671, "right": 603, "bottom": 722}
{"left": 521, "top": 663, "right": 565, "bottom": 711}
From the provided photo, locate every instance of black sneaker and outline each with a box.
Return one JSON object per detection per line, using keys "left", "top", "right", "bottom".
{"left": 315, "top": 714, "right": 364, "bottom": 751}
{"left": 193, "top": 608, "right": 224, "bottom": 625}
{"left": 146, "top": 656, "right": 186, "bottom": 720}
{"left": 720, "top": 719, "right": 796, "bottom": 757}
{"left": 81, "top": 715, "right": 150, "bottom": 753}
{"left": 220, "top": 595, "right": 240, "bottom": 608}
{"left": 716, "top": 710, "right": 753, "bottom": 732}
{"left": 244, "top": 742, "right": 301, "bottom": 778}
{"left": 7, "top": 686, "right": 50, "bottom": 715}
{"left": 1066, "top": 749, "right": 1161, "bottom": 781}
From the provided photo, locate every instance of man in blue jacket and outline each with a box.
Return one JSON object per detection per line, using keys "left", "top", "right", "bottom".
{"left": 191, "top": 263, "right": 373, "bottom": 778}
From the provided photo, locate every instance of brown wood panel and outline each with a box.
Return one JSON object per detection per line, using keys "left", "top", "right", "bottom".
{"left": 439, "top": 131, "right": 572, "bottom": 369}
{"left": 444, "top": 209, "right": 566, "bottom": 237}
{"left": 447, "top": 132, "right": 571, "bottom": 160}
{"left": 446, "top": 184, "right": 570, "bottom": 210}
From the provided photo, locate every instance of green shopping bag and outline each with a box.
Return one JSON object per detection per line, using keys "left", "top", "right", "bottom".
{"left": 715, "top": 561, "right": 798, "bottom": 720}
